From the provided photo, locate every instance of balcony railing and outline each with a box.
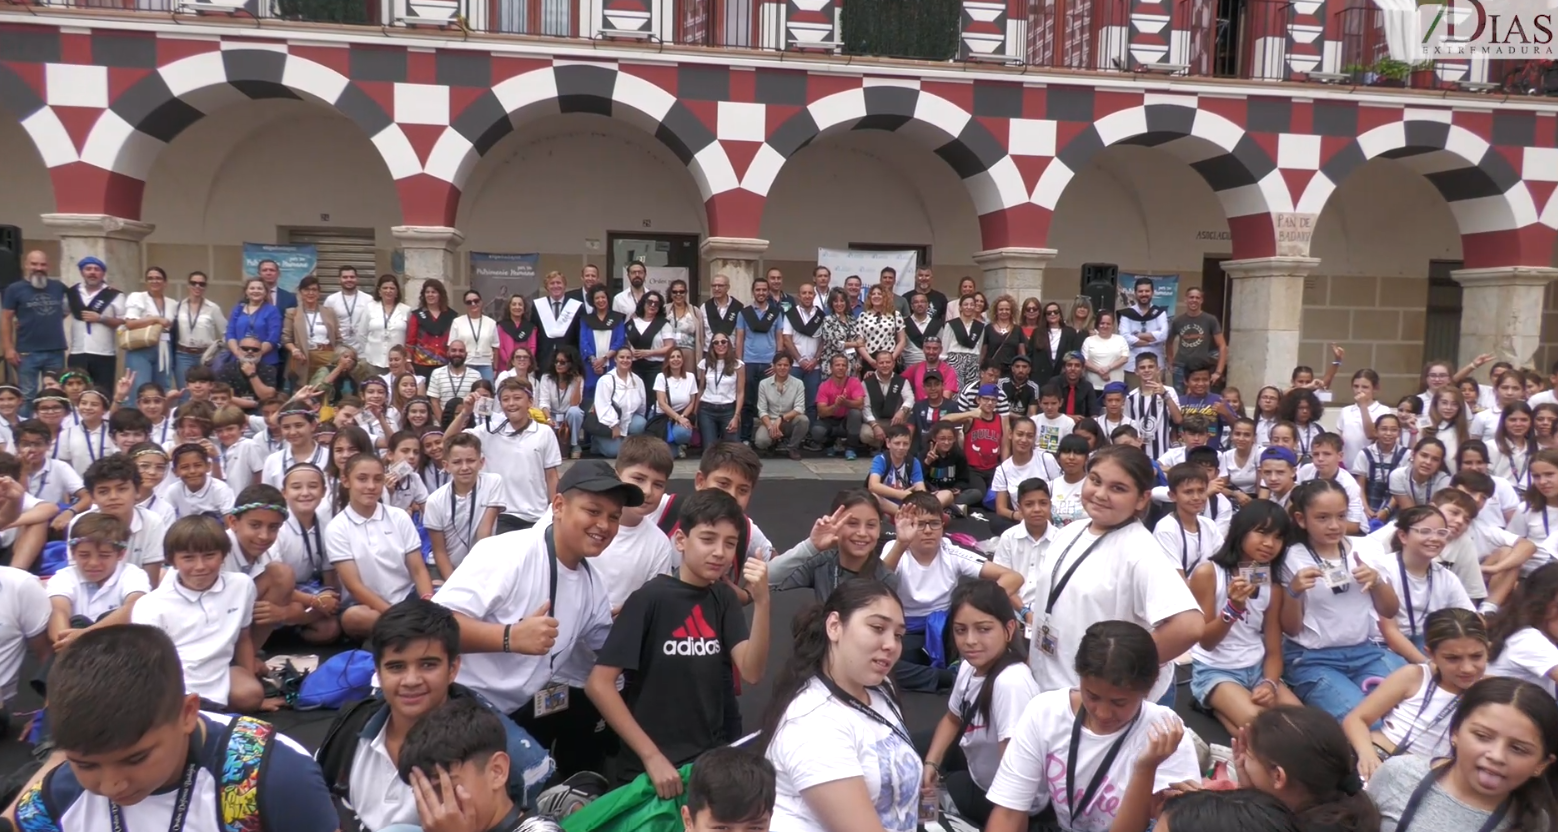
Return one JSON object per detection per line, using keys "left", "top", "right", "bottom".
{"left": 13, "top": 0, "right": 1557, "bottom": 95}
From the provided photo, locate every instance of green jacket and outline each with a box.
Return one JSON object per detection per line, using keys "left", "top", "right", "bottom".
{"left": 559, "top": 766, "right": 691, "bottom": 832}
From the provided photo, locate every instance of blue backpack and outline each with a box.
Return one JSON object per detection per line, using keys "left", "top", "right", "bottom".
{"left": 296, "top": 649, "right": 376, "bottom": 710}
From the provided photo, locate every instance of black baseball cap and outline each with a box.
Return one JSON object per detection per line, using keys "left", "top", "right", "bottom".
{"left": 558, "top": 460, "right": 645, "bottom": 507}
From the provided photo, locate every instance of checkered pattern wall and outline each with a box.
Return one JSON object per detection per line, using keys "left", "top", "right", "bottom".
{"left": 1, "top": 21, "right": 1555, "bottom": 267}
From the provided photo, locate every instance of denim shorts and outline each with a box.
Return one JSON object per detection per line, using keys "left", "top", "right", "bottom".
{"left": 1190, "top": 660, "right": 1265, "bottom": 707}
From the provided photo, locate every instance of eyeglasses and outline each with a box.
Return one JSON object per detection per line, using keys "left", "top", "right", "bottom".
{"left": 913, "top": 519, "right": 944, "bottom": 531}
{"left": 711, "top": 339, "right": 730, "bottom": 346}
{"left": 1046, "top": 310, "right": 1061, "bottom": 316}
{"left": 670, "top": 289, "right": 686, "bottom": 295}
{"left": 241, "top": 347, "right": 260, "bottom": 354}
{"left": 189, "top": 281, "right": 207, "bottom": 287}
{"left": 1409, "top": 526, "right": 1452, "bottom": 539}
{"left": 466, "top": 298, "right": 482, "bottom": 305}
{"left": 18, "top": 441, "right": 48, "bottom": 450}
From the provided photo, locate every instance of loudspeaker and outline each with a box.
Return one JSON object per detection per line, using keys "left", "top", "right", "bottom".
{"left": 0, "top": 226, "right": 20, "bottom": 290}
{"left": 1080, "top": 262, "right": 1119, "bottom": 316}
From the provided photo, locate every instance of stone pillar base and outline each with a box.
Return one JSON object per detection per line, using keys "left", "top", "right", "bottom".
{"left": 1222, "top": 256, "right": 1321, "bottom": 394}
{"left": 392, "top": 226, "right": 465, "bottom": 303}
{"left": 973, "top": 247, "right": 1057, "bottom": 302}
{"left": 700, "top": 237, "right": 769, "bottom": 306}
{"left": 1451, "top": 266, "right": 1558, "bottom": 374}
{"left": 40, "top": 213, "right": 154, "bottom": 285}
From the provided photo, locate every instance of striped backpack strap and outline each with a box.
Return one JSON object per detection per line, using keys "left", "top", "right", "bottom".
{"left": 13, "top": 778, "right": 64, "bottom": 832}
{"left": 218, "top": 716, "right": 276, "bottom": 832}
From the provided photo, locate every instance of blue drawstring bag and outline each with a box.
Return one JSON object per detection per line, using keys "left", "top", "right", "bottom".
{"left": 296, "top": 649, "right": 376, "bottom": 710}
{"left": 38, "top": 540, "right": 70, "bottom": 578}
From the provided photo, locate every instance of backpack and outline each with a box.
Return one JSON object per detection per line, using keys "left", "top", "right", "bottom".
{"left": 295, "top": 649, "right": 376, "bottom": 710}
{"left": 656, "top": 494, "right": 752, "bottom": 578}
{"left": 14, "top": 716, "right": 275, "bottom": 832}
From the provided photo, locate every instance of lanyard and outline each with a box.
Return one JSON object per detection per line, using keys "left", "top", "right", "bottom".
{"left": 29, "top": 464, "right": 49, "bottom": 499}
{"left": 465, "top": 317, "right": 483, "bottom": 351}
{"left": 423, "top": 464, "right": 449, "bottom": 493}
{"left": 1396, "top": 765, "right": 1508, "bottom": 832}
{"left": 816, "top": 673, "right": 913, "bottom": 749}
{"left": 446, "top": 368, "right": 473, "bottom": 400}
{"left": 1396, "top": 554, "right": 1434, "bottom": 637}
{"left": 305, "top": 308, "right": 323, "bottom": 341}
{"left": 297, "top": 517, "right": 325, "bottom": 575}
{"left": 1045, "top": 526, "right": 1121, "bottom": 616}
{"left": 156, "top": 419, "right": 171, "bottom": 445}
{"left": 448, "top": 479, "right": 481, "bottom": 554}
{"left": 182, "top": 299, "right": 199, "bottom": 338}
{"left": 108, "top": 759, "right": 198, "bottom": 832}
{"left": 83, "top": 423, "right": 107, "bottom": 464}
{"left": 1395, "top": 674, "right": 1458, "bottom": 755}
{"left": 382, "top": 303, "right": 395, "bottom": 334}
{"left": 1178, "top": 518, "right": 1196, "bottom": 572}
{"left": 343, "top": 291, "right": 358, "bottom": 322}
{"left": 1066, "top": 704, "right": 1143, "bottom": 825}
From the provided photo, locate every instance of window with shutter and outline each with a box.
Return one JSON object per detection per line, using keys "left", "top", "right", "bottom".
{"left": 283, "top": 227, "right": 378, "bottom": 293}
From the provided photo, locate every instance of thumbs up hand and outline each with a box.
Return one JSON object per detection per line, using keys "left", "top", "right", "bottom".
{"left": 509, "top": 601, "right": 560, "bottom": 655}
{"left": 1350, "top": 553, "right": 1379, "bottom": 592}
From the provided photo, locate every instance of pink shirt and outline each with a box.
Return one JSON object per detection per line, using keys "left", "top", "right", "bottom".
{"left": 905, "top": 360, "right": 958, "bottom": 402}
{"left": 816, "top": 376, "right": 866, "bottom": 411}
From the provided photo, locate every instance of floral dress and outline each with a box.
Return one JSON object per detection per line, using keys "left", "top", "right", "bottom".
{"left": 819, "top": 314, "right": 859, "bottom": 369}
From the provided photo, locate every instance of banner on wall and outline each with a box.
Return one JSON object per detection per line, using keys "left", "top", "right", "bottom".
{"left": 470, "top": 252, "right": 540, "bottom": 320}
{"left": 242, "top": 243, "right": 317, "bottom": 293}
{"left": 1117, "top": 273, "right": 1181, "bottom": 314}
{"left": 816, "top": 248, "right": 920, "bottom": 296}
{"left": 643, "top": 266, "right": 687, "bottom": 302}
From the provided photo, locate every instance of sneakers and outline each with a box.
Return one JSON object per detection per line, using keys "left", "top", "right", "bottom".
{"left": 845, "top": 449, "right": 857, "bottom": 460}
{"left": 533, "top": 772, "right": 609, "bottom": 820}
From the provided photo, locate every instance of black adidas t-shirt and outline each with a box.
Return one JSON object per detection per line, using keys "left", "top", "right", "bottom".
{"left": 597, "top": 574, "right": 747, "bottom": 778}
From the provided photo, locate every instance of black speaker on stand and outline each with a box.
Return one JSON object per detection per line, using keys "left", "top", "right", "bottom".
{"left": 1080, "top": 262, "right": 1119, "bottom": 318}
{"left": 0, "top": 226, "right": 21, "bottom": 290}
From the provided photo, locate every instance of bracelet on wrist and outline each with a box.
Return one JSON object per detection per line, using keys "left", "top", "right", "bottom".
{"left": 502, "top": 623, "right": 513, "bottom": 654}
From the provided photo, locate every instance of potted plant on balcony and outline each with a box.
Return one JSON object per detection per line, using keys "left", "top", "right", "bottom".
{"left": 1344, "top": 62, "right": 1373, "bottom": 84}
{"left": 1369, "top": 57, "right": 1413, "bottom": 87}
{"left": 1410, "top": 61, "right": 1439, "bottom": 89}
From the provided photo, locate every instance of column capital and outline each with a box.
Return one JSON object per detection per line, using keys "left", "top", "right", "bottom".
{"left": 40, "top": 213, "right": 154, "bottom": 243}
{"left": 700, "top": 237, "right": 769, "bottom": 262}
{"left": 1451, "top": 266, "right": 1558, "bottom": 289}
{"left": 391, "top": 225, "right": 465, "bottom": 250}
{"left": 1220, "top": 256, "right": 1321, "bottom": 279}
{"left": 972, "top": 247, "right": 1058, "bottom": 270}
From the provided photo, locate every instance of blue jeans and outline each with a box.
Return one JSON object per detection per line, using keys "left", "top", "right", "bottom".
{"left": 1282, "top": 639, "right": 1396, "bottom": 721}
{"left": 173, "top": 350, "right": 202, "bottom": 391}
{"left": 667, "top": 420, "right": 693, "bottom": 450}
{"left": 799, "top": 364, "right": 823, "bottom": 422}
{"left": 700, "top": 402, "right": 738, "bottom": 446}
{"left": 122, "top": 347, "right": 169, "bottom": 401}
{"left": 17, "top": 350, "right": 64, "bottom": 415}
{"left": 472, "top": 365, "right": 494, "bottom": 382}
{"left": 740, "top": 362, "right": 770, "bottom": 440}
{"left": 593, "top": 414, "right": 646, "bottom": 457}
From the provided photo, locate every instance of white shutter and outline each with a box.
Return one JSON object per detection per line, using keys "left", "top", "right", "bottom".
{"left": 283, "top": 227, "right": 378, "bottom": 293}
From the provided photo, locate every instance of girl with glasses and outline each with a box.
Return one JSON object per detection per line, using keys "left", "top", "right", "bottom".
{"left": 664, "top": 278, "right": 703, "bottom": 371}
{"left": 698, "top": 333, "right": 745, "bottom": 446}
{"left": 1029, "top": 302, "right": 1080, "bottom": 385}
{"left": 451, "top": 290, "right": 499, "bottom": 383}
{"left": 1377, "top": 505, "right": 1474, "bottom": 665}
{"left": 171, "top": 271, "right": 224, "bottom": 390}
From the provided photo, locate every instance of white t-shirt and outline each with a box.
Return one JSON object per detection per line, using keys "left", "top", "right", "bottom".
{"left": 323, "top": 289, "right": 370, "bottom": 352}
{"left": 1488, "top": 627, "right": 1558, "bottom": 696}
{"left": 422, "top": 473, "right": 507, "bottom": 571}
{"left": 948, "top": 661, "right": 1041, "bottom": 793}
{"left": 164, "top": 475, "right": 237, "bottom": 519}
{"left": 1280, "top": 541, "right": 1379, "bottom": 650}
{"left": 432, "top": 526, "right": 614, "bottom": 713}
{"left": 1364, "top": 551, "right": 1473, "bottom": 640}
{"left": 1026, "top": 521, "right": 1198, "bottom": 702}
{"left": 67, "top": 286, "right": 126, "bottom": 356}
{"left": 581, "top": 518, "right": 676, "bottom": 609}
{"left": 1336, "top": 402, "right": 1394, "bottom": 470}
{"left": 131, "top": 572, "right": 255, "bottom": 706}
{"left": 0, "top": 566, "right": 49, "bottom": 702}
{"left": 462, "top": 418, "right": 561, "bottom": 522}
{"left": 325, "top": 503, "right": 422, "bottom": 605}
{"left": 1047, "top": 476, "right": 1088, "bottom": 528}
{"left": 766, "top": 677, "right": 920, "bottom": 832}
{"left": 1030, "top": 414, "right": 1074, "bottom": 454}
{"left": 654, "top": 373, "right": 699, "bottom": 413}
{"left": 1296, "top": 466, "right": 1369, "bottom": 525}
{"left": 1080, "top": 334, "right": 1131, "bottom": 387}
{"left": 699, "top": 359, "right": 743, "bottom": 406}
{"left": 385, "top": 470, "right": 430, "bottom": 514}
{"left": 894, "top": 539, "right": 985, "bottom": 618}
{"left": 1188, "top": 564, "right": 1272, "bottom": 670}
{"left": 47, "top": 561, "right": 151, "bottom": 622}
{"left": 1389, "top": 468, "right": 1450, "bottom": 506}
{"left": 1152, "top": 514, "right": 1224, "bottom": 574}
{"left": 986, "top": 690, "right": 1201, "bottom": 831}
{"left": 992, "top": 454, "right": 1062, "bottom": 504}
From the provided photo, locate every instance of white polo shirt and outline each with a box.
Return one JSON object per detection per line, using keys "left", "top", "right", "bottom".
{"left": 433, "top": 526, "right": 614, "bottom": 713}
{"left": 131, "top": 572, "right": 255, "bottom": 706}
{"left": 28, "top": 458, "right": 84, "bottom": 506}
{"left": 423, "top": 472, "right": 507, "bottom": 570}
{"left": 261, "top": 442, "right": 329, "bottom": 490}
{"left": 325, "top": 503, "right": 421, "bottom": 605}
{"left": 224, "top": 529, "right": 281, "bottom": 578}
{"left": 0, "top": 565, "right": 50, "bottom": 702}
{"left": 57, "top": 421, "right": 114, "bottom": 476}
{"left": 47, "top": 561, "right": 151, "bottom": 621}
{"left": 349, "top": 720, "right": 420, "bottom": 831}
{"left": 69, "top": 506, "right": 167, "bottom": 570}
{"left": 275, "top": 512, "right": 334, "bottom": 586}
{"left": 138, "top": 491, "right": 179, "bottom": 526}
{"left": 167, "top": 476, "right": 237, "bottom": 519}
{"left": 464, "top": 417, "right": 561, "bottom": 522}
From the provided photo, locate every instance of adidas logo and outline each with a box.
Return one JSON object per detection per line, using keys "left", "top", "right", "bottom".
{"left": 664, "top": 606, "right": 722, "bottom": 656}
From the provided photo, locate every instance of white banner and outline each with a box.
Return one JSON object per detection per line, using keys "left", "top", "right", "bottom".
{"left": 816, "top": 248, "right": 920, "bottom": 296}
{"left": 644, "top": 266, "right": 687, "bottom": 300}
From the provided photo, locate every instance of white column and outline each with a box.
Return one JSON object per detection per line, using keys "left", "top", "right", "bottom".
{"left": 1452, "top": 266, "right": 1558, "bottom": 373}
{"left": 700, "top": 237, "right": 769, "bottom": 306}
{"left": 1222, "top": 256, "right": 1321, "bottom": 394}
{"left": 392, "top": 225, "right": 465, "bottom": 304}
{"left": 40, "top": 213, "right": 154, "bottom": 285}
{"left": 973, "top": 247, "right": 1056, "bottom": 301}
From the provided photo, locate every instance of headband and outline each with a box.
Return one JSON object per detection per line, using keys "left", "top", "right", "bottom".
{"left": 1260, "top": 446, "right": 1298, "bottom": 467}
{"left": 228, "top": 501, "right": 289, "bottom": 519}
{"left": 421, "top": 429, "right": 445, "bottom": 439}
{"left": 68, "top": 536, "right": 127, "bottom": 550}
{"left": 276, "top": 407, "right": 317, "bottom": 422}
{"left": 77, "top": 389, "right": 111, "bottom": 406}
{"left": 361, "top": 377, "right": 388, "bottom": 391}
{"left": 131, "top": 446, "right": 169, "bottom": 459}
{"left": 0, "top": 385, "right": 21, "bottom": 395}
{"left": 57, "top": 371, "right": 87, "bottom": 385}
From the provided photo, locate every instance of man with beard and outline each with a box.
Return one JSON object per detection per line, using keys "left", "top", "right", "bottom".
{"left": 63, "top": 255, "right": 125, "bottom": 389}
{"left": 434, "top": 460, "right": 642, "bottom": 772}
{"left": 427, "top": 339, "right": 480, "bottom": 419}
{"left": 1, "top": 250, "right": 69, "bottom": 410}
{"left": 1116, "top": 277, "right": 1170, "bottom": 386}
{"left": 613, "top": 261, "right": 649, "bottom": 317}
{"left": 323, "top": 265, "right": 371, "bottom": 354}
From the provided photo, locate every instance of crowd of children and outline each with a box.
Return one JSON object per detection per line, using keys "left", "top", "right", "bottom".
{"left": 6, "top": 329, "right": 1558, "bottom": 832}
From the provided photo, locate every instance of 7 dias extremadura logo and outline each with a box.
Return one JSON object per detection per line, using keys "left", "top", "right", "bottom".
{"left": 1411, "top": 0, "right": 1555, "bottom": 58}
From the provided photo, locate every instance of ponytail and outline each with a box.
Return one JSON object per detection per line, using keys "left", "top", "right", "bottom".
{"left": 1247, "top": 706, "right": 1380, "bottom": 832}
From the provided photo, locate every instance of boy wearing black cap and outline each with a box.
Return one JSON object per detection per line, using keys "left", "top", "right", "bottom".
{"left": 1001, "top": 354, "right": 1040, "bottom": 417}
{"left": 433, "top": 460, "right": 643, "bottom": 771}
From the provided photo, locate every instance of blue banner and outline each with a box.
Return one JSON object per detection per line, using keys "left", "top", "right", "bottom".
{"left": 469, "top": 252, "right": 540, "bottom": 320}
{"left": 1119, "top": 273, "right": 1180, "bottom": 314}
{"left": 243, "top": 243, "right": 317, "bottom": 293}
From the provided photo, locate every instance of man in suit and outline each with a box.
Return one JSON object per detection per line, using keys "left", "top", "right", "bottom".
{"left": 535, "top": 269, "right": 585, "bottom": 368}
{"left": 564, "top": 263, "right": 602, "bottom": 307}
{"left": 257, "top": 259, "right": 296, "bottom": 391}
